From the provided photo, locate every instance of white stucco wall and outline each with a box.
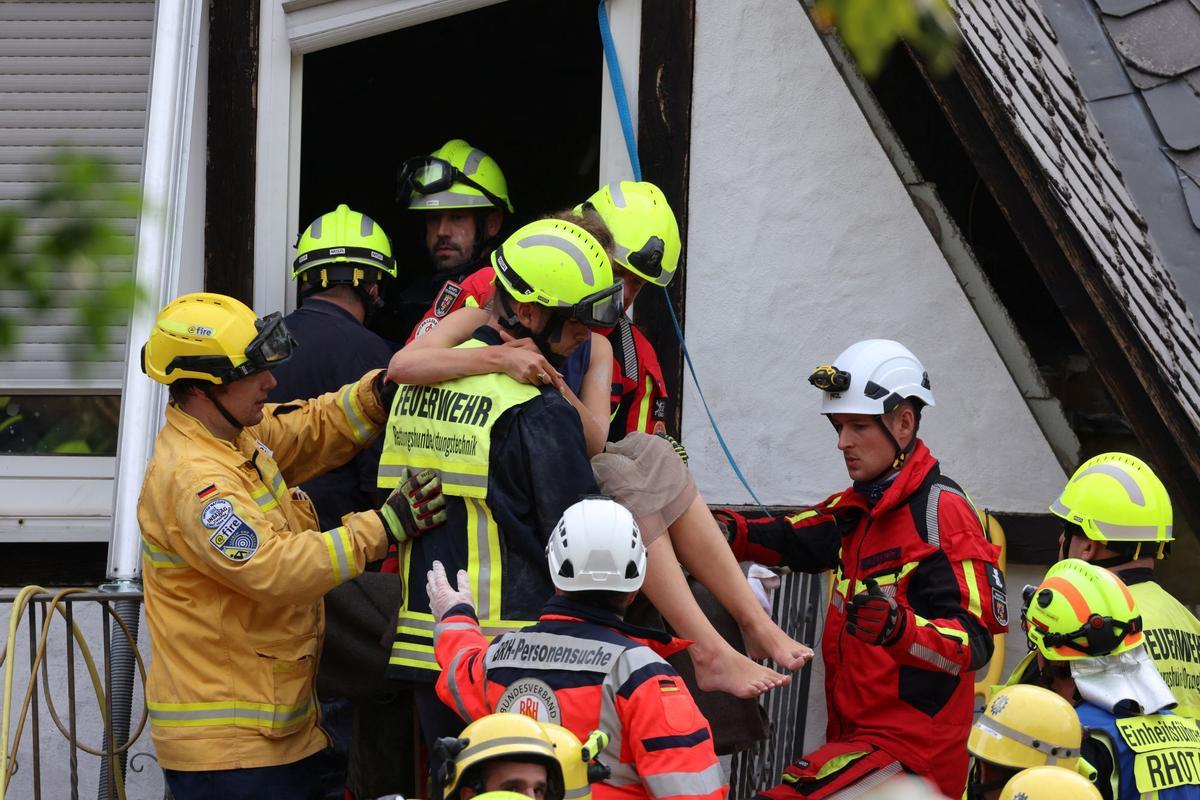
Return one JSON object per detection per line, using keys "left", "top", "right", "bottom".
{"left": 681, "top": 0, "right": 1066, "bottom": 512}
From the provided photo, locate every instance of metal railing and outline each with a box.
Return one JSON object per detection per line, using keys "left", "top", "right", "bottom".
{"left": 729, "top": 571, "right": 826, "bottom": 797}
{"left": 0, "top": 587, "right": 163, "bottom": 800}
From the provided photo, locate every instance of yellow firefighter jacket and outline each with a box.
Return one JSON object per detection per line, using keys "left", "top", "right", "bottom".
{"left": 137, "top": 372, "right": 390, "bottom": 771}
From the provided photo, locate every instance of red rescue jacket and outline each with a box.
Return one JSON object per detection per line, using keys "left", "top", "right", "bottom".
{"left": 603, "top": 318, "right": 668, "bottom": 441}
{"left": 435, "top": 596, "right": 727, "bottom": 800}
{"left": 722, "top": 442, "right": 1007, "bottom": 798}
{"left": 407, "top": 266, "right": 498, "bottom": 343}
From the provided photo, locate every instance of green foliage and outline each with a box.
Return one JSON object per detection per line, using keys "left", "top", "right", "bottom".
{"left": 812, "top": 0, "right": 960, "bottom": 78}
{"left": 0, "top": 152, "right": 145, "bottom": 361}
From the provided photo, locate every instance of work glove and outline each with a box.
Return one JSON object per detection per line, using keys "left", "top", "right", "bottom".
{"left": 373, "top": 369, "right": 399, "bottom": 412}
{"left": 378, "top": 468, "right": 446, "bottom": 544}
{"left": 845, "top": 579, "right": 909, "bottom": 646}
{"left": 426, "top": 560, "right": 474, "bottom": 621}
{"left": 655, "top": 431, "right": 689, "bottom": 465}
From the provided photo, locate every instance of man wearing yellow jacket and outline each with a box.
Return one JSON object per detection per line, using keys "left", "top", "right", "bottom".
{"left": 138, "top": 292, "right": 443, "bottom": 799}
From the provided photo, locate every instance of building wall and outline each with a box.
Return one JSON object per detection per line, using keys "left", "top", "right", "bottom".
{"left": 681, "top": 0, "right": 1067, "bottom": 513}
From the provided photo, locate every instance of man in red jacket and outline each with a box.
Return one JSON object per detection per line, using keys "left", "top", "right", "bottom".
{"left": 428, "top": 497, "right": 726, "bottom": 800}
{"left": 716, "top": 339, "right": 1007, "bottom": 799}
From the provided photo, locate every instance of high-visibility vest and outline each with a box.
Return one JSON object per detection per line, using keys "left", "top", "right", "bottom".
{"left": 379, "top": 338, "right": 541, "bottom": 673}
{"left": 1076, "top": 701, "right": 1200, "bottom": 799}
{"left": 1132, "top": 580, "right": 1200, "bottom": 720}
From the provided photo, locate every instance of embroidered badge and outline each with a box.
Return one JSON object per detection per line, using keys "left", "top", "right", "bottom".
{"left": 196, "top": 484, "right": 218, "bottom": 500}
{"left": 652, "top": 398, "right": 667, "bottom": 420}
{"left": 208, "top": 513, "right": 259, "bottom": 562}
{"left": 199, "top": 498, "right": 234, "bottom": 529}
{"left": 413, "top": 317, "right": 439, "bottom": 339}
{"left": 496, "top": 678, "right": 562, "bottom": 725}
{"left": 433, "top": 282, "right": 463, "bottom": 318}
{"left": 992, "top": 588, "right": 1009, "bottom": 627}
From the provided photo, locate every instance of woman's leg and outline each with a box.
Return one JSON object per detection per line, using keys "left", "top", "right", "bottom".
{"left": 642, "top": 534, "right": 789, "bottom": 698}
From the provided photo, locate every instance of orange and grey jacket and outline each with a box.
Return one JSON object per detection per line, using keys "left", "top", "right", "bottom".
{"left": 137, "top": 372, "right": 390, "bottom": 771}
{"left": 436, "top": 596, "right": 727, "bottom": 800}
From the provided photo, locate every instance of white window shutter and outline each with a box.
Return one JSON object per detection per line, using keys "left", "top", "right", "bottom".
{"left": 0, "top": 1, "right": 155, "bottom": 391}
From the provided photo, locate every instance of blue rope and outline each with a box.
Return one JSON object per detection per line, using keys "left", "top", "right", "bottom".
{"left": 597, "top": 0, "right": 766, "bottom": 510}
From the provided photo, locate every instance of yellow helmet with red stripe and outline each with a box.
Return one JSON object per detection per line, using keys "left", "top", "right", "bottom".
{"left": 1025, "top": 558, "right": 1143, "bottom": 661}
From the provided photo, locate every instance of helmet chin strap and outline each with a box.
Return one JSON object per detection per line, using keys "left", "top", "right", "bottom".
{"left": 865, "top": 411, "right": 920, "bottom": 483}
{"left": 203, "top": 385, "right": 247, "bottom": 432}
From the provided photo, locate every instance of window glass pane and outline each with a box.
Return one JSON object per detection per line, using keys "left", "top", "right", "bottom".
{"left": 0, "top": 395, "right": 120, "bottom": 456}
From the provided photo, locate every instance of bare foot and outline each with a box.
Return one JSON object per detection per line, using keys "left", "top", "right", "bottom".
{"left": 742, "top": 617, "right": 814, "bottom": 671}
{"left": 690, "top": 642, "right": 791, "bottom": 699}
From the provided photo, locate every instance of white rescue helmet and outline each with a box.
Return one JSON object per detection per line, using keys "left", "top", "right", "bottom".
{"left": 809, "top": 339, "right": 935, "bottom": 415}
{"left": 547, "top": 497, "right": 646, "bottom": 593}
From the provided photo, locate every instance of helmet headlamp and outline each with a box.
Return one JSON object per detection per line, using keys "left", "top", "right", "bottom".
{"left": 808, "top": 364, "right": 852, "bottom": 393}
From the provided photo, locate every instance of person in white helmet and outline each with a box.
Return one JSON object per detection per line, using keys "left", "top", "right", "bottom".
{"left": 426, "top": 497, "right": 727, "bottom": 800}
{"left": 716, "top": 340, "right": 1007, "bottom": 800}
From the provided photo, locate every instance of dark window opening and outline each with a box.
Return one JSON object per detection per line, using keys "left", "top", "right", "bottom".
{"left": 298, "top": 0, "right": 603, "bottom": 343}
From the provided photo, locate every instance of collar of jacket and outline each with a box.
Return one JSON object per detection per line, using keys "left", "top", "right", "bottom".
{"left": 843, "top": 439, "right": 938, "bottom": 516}
{"left": 298, "top": 296, "right": 360, "bottom": 324}
{"left": 165, "top": 403, "right": 261, "bottom": 467}
{"left": 539, "top": 596, "right": 692, "bottom": 658}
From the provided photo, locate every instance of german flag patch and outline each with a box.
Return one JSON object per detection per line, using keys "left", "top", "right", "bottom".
{"left": 196, "top": 484, "right": 218, "bottom": 500}
{"left": 658, "top": 679, "right": 679, "bottom": 694}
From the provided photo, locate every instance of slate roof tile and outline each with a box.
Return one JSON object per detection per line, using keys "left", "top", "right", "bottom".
{"left": 1096, "top": 0, "right": 1167, "bottom": 17}
{"left": 1103, "top": 0, "right": 1200, "bottom": 76}
{"left": 1143, "top": 79, "right": 1200, "bottom": 149}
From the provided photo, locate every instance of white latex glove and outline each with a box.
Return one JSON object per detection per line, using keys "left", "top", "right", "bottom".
{"left": 426, "top": 560, "right": 474, "bottom": 622}
{"left": 747, "top": 563, "right": 782, "bottom": 615}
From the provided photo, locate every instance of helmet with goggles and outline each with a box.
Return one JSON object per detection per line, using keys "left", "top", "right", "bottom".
{"left": 293, "top": 204, "right": 396, "bottom": 290}
{"left": 580, "top": 181, "right": 680, "bottom": 287}
{"left": 492, "top": 219, "right": 623, "bottom": 328}
{"left": 141, "top": 293, "right": 295, "bottom": 386}
{"left": 398, "top": 138, "right": 513, "bottom": 213}
{"left": 1025, "top": 558, "right": 1143, "bottom": 661}
{"left": 1050, "top": 452, "right": 1172, "bottom": 560}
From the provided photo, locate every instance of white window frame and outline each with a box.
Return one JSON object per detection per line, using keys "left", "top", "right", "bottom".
{"left": 253, "top": 0, "right": 642, "bottom": 315}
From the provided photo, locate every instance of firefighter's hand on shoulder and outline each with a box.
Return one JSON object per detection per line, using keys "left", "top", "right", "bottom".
{"left": 378, "top": 468, "right": 446, "bottom": 544}
{"left": 426, "top": 560, "right": 474, "bottom": 621}
{"left": 845, "top": 579, "right": 910, "bottom": 646}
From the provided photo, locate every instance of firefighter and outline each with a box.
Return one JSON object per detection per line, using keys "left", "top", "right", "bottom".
{"left": 967, "top": 684, "right": 1094, "bottom": 800}
{"left": 430, "top": 496, "right": 727, "bottom": 800}
{"left": 397, "top": 138, "right": 511, "bottom": 339}
{"left": 1020, "top": 558, "right": 1200, "bottom": 800}
{"left": 999, "top": 768, "right": 1102, "bottom": 800}
{"left": 716, "top": 339, "right": 1007, "bottom": 799}
{"left": 379, "top": 218, "right": 618, "bottom": 749}
{"left": 1049, "top": 452, "right": 1200, "bottom": 719}
{"left": 137, "top": 292, "right": 440, "bottom": 799}
{"left": 437, "top": 714, "right": 565, "bottom": 800}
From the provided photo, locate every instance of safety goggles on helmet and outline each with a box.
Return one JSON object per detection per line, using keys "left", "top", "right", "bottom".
{"left": 494, "top": 245, "right": 625, "bottom": 328}
{"left": 166, "top": 312, "right": 296, "bottom": 383}
{"left": 397, "top": 156, "right": 507, "bottom": 210}
{"left": 808, "top": 364, "right": 852, "bottom": 393}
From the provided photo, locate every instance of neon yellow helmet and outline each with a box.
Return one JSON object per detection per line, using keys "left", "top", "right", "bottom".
{"left": 581, "top": 181, "right": 680, "bottom": 287}
{"left": 440, "top": 714, "right": 564, "bottom": 800}
{"left": 141, "top": 293, "right": 294, "bottom": 385}
{"left": 292, "top": 203, "right": 396, "bottom": 287}
{"left": 999, "top": 766, "right": 1102, "bottom": 800}
{"left": 1050, "top": 452, "right": 1172, "bottom": 557}
{"left": 539, "top": 723, "right": 610, "bottom": 800}
{"left": 969, "top": 685, "right": 1083, "bottom": 772}
{"left": 492, "top": 219, "right": 623, "bottom": 327}
{"left": 1025, "top": 558, "right": 1143, "bottom": 661}
{"left": 399, "top": 138, "right": 512, "bottom": 213}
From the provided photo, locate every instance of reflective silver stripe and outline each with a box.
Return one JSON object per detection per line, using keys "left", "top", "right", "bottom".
{"left": 470, "top": 497, "right": 491, "bottom": 621}
{"left": 564, "top": 786, "right": 591, "bottom": 799}
{"left": 907, "top": 642, "right": 961, "bottom": 675}
{"left": 323, "top": 526, "right": 352, "bottom": 583}
{"left": 608, "top": 180, "right": 627, "bottom": 208}
{"left": 378, "top": 464, "right": 488, "bottom": 491}
{"left": 826, "top": 760, "right": 903, "bottom": 800}
{"left": 410, "top": 190, "right": 494, "bottom": 209}
{"left": 445, "top": 649, "right": 475, "bottom": 722}
{"left": 339, "top": 384, "right": 374, "bottom": 444}
{"left": 608, "top": 647, "right": 665, "bottom": 690}
{"left": 361, "top": 213, "right": 374, "bottom": 237}
{"left": 459, "top": 735, "right": 555, "bottom": 762}
{"left": 310, "top": 214, "right": 322, "bottom": 239}
{"left": 925, "top": 483, "right": 969, "bottom": 549}
{"left": 613, "top": 242, "right": 632, "bottom": 266}
{"left": 831, "top": 593, "right": 845, "bottom": 612}
{"left": 642, "top": 763, "right": 726, "bottom": 799}
{"left": 141, "top": 541, "right": 185, "bottom": 566}
{"left": 1049, "top": 498, "right": 1072, "bottom": 518}
{"left": 398, "top": 614, "right": 437, "bottom": 631}
{"left": 149, "top": 699, "right": 313, "bottom": 727}
{"left": 974, "top": 718, "right": 1079, "bottom": 761}
{"left": 1072, "top": 463, "right": 1145, "bottom": 506}
{"left": 1094, "top": 520, "right": 1170, "bottom": 541}
{"left": 462, "top": 148, "right": 485, "bottom": 176}
{"left": 606, "top": 761, "right": 640, "bottom": 787}
{"left": 517, "top": 233, "right": 595, "bottom": 286}
{"left": 434, "top": 621, "right": 478, "bottom": 646}
{"left": 398, "top": 612, "right": 516, "bottom": 639}
{"left": 485, "top": 631, "right": 626, "bottom": 672}
{"left": 269, "top": 468, "right": 285, "bottom": 499}
{"left": 389, "top": 643, "right": 440, "bottom": 664}
{"left": 619, "top": 318, "right": 638, "bottom": 381}
{"left": 253, "top": 491, "right": 277, "bottom": 510}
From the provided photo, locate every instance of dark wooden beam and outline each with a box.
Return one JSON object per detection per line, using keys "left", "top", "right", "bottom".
{"left": 634, "top": 0, "right": 695, "bottom": 437}
{"left": 907, "top": 48, "right": 1200, "bottom": 540}
{"left": 204, "top": 0, "right": 260, "bottom": 303}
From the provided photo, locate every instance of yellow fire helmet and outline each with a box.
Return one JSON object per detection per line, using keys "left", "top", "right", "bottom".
{"left": 969, "top": 685, "right": 1083, "bottom": 772}
{"left": 141, "top": 292, "right": 295, "bottom": 386}
{"left": 1025, "top": 558, "right": 1143, "bottom": 661}
{"left": 580, "top": 181, "right": 681, "bottom": 287}
{"left": 441, "top": 713, "right": 565, "bottom": 800}
{"left": 1050, "top": 452, "right": 1173, "bottom": 557}
{"left": 999, "top": 766, "right": 1102, "bottom": 800}
{"left": 292, "top": 203, "right": 396, "bottom": 286}
{"left": 539, "top": 723, "right": 610, "bottom": 800}
{"left": 399, "top": 138, "right": 512, "bottom": 213}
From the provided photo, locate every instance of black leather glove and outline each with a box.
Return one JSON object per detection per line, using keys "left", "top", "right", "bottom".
{"left": 373, "top": 369, "right": 399, "bottom": 412}
{"left": 378, "top": 468, "right": 446, "bottom": 544}
{"left": 845, "top": 579, "right": 909, "bottom": 646}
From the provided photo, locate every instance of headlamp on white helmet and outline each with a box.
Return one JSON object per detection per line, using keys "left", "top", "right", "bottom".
{"left": 547, "top": 497, "right": 646, "bottom": 594}
{"left": 808, "top": 339, "right": 935, "bottom": 415}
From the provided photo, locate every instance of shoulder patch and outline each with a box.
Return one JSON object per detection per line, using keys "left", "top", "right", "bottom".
{"left": 413, "top": 317, "right": 439, "bottom": 339}
{"left": 208, "top": 513, "right": 259, "bottom": 562}
{"left": 199, "top": 498, "right": 234, "bottom": 529}
{"left": 495, "top": 677, "right": 562, "bottom": 724}
{"left": 197, "top": 484, "right": 218, "bottom": 500}
{"left": 433, "top": 281, "right": 463, "bottom": 318}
